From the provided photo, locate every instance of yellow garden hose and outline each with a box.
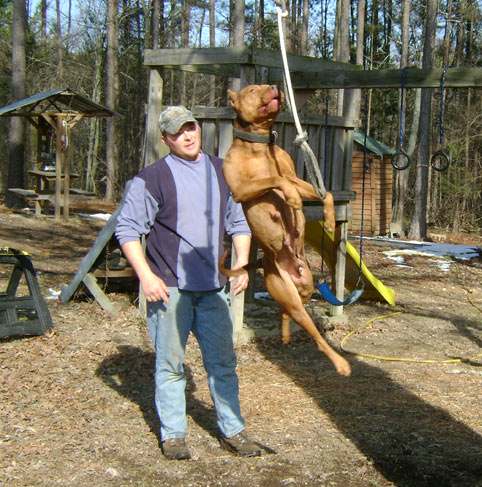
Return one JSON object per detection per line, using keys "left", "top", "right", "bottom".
{"left": 340, "top": 311, "right": 482, "bottom": 365}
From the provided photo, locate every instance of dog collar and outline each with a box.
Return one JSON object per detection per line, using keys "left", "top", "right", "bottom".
{"left": 233, "top": 128, "right": 277, "bottom": 144}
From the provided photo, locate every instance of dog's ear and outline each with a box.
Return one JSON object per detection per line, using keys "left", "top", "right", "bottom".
{"left": 227, "top": 89, "right": 239, "bottom": 110}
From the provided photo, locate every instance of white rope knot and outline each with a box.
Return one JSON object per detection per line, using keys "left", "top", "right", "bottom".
{"left": 294, "top": 132, "right": 308, "bottom": 146}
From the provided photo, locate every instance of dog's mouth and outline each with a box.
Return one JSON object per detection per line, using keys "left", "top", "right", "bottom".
{"left": 259, "top": 91, "right": 281, "bottom": 116}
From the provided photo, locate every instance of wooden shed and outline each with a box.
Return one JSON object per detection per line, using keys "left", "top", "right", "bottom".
{"left": 350, "top": 131, "right": 396, "bottom": 236}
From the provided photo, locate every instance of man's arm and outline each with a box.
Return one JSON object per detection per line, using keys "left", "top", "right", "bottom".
{"left": 115, "top": 176, "right": 169, "bottom": 303}
{"left": 121, "top": 240, "right": 170, "bottom": 303}
{"left": 229, "top": 234, "right": 251, "bottom": 295}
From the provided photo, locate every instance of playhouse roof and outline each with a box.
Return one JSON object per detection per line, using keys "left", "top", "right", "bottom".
{"left": 0, "top": 88, "right": 115, "bottom": 118}
{"left": 354, "top": 130, "right": 396, "bottom": 157}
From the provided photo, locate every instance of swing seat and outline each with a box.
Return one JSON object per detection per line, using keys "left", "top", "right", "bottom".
{"left": 316, "top": 281, "right": 364, "bottom": 306}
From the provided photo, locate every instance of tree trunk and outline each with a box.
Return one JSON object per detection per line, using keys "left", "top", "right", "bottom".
{"left": 301, "top": 0, "right": 309, "bottom": 55}
{"left": 6, "top": 0, "right": 27, "bottom": 208}
{"left": 191, "top": 7, "right": 206, "bottom": 107}
{"left": 209, "top": 0, "right": 216, "bottom": 106}
{"left": 230, "top": 0, "right": 245, "bottom": 91}
{"left": 391, "top": 0, "right": 411, "bottom": 234}
{"left": 383, "top": 0, "right": 392, "bottom": 61}
{"left": 180, "top": 0, "right": 190, "bottom": 106}
{"left": 86, "top": 35, "right": 103, "bottom": 193}
{"left": 105, "top": 0, "right": 119, "bottom": 201}
{"left": 67, "top": 0, "right": 72, "bottom": 51}
{"left": 408, "top": 0, "right": 438, "bottom": 240}
{"left": 55, "top": 0, "right": 63, "bottom": 80}
{"left": 334, "top": 0, "right": 350, "bottom": 116}
{"left": 343, "top": 0, "right": 365, "bottom": 123}
{"left": 151, "top": 0, "right": 164, "bottom": 49}
{"left": 40, "top": 0, "right": 47, "bottom": 39}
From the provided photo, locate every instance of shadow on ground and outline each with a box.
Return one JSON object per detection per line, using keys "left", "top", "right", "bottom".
{"left": 255, "top": 337, "right": 482, "bottom": 487}
{"left": 96, "top": 345, "right": 219, "bottom": 447}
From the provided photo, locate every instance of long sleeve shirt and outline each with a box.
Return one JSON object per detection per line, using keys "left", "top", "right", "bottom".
{"left": 115, "top": 152, "right": 250, "bottom": 291}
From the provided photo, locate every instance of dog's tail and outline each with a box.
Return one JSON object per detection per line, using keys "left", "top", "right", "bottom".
{"left": 218, "top": 249, "right": 249, "bottom": 277}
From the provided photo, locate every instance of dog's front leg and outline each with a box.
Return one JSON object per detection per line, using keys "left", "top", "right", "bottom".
{"left": 229, "top": 176, "right": 302, "bottom": 209}
{"left": 285, "top": 176, "right": 335, "bottom": 231}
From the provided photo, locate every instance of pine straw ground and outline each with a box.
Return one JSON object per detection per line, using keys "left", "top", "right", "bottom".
{"left": 1, "top": 206, "right": 481, "bottom": 487}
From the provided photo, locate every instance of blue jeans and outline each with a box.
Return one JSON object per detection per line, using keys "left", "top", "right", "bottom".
{"left": 147, "top": 287, "right": 245, "bottom": 441}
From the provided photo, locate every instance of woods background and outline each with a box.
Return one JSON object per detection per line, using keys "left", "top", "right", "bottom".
{"left": 0, "top": 0, "right": 481, "bottom": 238}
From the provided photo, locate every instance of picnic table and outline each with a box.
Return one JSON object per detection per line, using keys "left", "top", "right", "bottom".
{"left": 8, "top": 170, "right": 94, "bottom": 216}
{"left": 28, "top": 169, "right": 80, "bottom": 194}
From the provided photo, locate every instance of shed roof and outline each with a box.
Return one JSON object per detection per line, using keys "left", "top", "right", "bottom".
{"left": 354, "top": 130, "right": 396, "bottom": 157}
{"left": 0, "top": 88, "right": 115, "bottom": 118}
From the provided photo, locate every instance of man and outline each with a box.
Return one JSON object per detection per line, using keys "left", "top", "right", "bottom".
{"left": 115, "top": 106, "right": 261, "bottom": 460}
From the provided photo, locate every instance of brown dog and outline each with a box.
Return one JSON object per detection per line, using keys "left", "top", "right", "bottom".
{"left": 222, "top": 84, "right": 351, "bottom": 377}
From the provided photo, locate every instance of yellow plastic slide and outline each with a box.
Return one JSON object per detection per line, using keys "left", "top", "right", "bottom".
{"left": 305, "top": 220, "right": 396, "bottom": 305}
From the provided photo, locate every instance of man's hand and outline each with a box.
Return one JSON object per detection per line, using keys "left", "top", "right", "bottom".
{"left": 229, "top": 266, "right": 249, "bottom": 296}
{"left": 140, "top": 273, "right": 170, "bottom": 303}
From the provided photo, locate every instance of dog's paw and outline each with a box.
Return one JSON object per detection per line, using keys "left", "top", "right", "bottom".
{"left": 334, "top": 357, "right": 351, "bottom": 376}
{"left": 286, "top": 196, "right": 302, "bottom": 209}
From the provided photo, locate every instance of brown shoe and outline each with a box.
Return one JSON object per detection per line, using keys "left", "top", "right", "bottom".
{"left": 161, "top": 438, "right": 191, "bottom": 460}
{"left": 219, "top": 432, "right": 262, "bottom": 457}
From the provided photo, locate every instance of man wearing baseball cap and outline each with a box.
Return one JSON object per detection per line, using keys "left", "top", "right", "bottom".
{"left": 115, "top": 106, "right": 261, "bottom": 460}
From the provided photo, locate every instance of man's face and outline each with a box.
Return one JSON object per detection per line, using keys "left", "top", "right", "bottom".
{"left": 163, "top": 122, "right": 202, "bottom": 161}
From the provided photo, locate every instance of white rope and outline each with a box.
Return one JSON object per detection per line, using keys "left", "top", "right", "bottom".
{"left": 275, "top": 3, "right": 328, "bottom": 198}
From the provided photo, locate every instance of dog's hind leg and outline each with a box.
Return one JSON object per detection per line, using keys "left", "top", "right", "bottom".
{"left": 265, "top": 266, "right": 351, "bottom": 376}
{"left": 281, "top": 312, "right": 291, "bottom": 344}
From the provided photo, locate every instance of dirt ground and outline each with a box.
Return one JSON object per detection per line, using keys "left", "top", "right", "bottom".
{"left": 1, "top": 205, "right": 481, "bottom": 487}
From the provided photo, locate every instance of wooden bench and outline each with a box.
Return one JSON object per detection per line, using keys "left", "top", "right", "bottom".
{"left": 8, "top": 187, "right": 97, "bottom": 216}
{"left": 8, "top": 188, "right": 54, "bottom": 216}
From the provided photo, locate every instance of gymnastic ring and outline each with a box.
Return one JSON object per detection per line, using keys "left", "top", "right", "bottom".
{"left": 430, "top": 149, "right": 451, "bottom": 172}
{"left": 391, "top": 150, "right": 411, "bottom": 170}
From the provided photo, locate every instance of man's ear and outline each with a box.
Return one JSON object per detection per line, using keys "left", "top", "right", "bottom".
{"left": 227, "top": 89, "right": 239, "bottom": 110}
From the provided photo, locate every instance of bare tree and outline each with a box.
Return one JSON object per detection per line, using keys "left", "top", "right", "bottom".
{"left": 391, "top": 0, "right": 412, "bottom": 235}
{"left": 105, "top": 0, "right": 119, "bottom": 201}
{"left": 343, "top": 0, "right": 366, "bottom": 123}
{"left": 301, "top": 0, "right": 309, "bottom": 54}
{"left": 209, "top": 0, "right": 216, "bottom": 105}
{"left": 151, "top": 0, "right": 161, "bottom": 49}
{"left": 334, "top": 0, "right": 350, "bottom": 115}
{"left": 230, "top": 0, "right": 245, "bottom": 91}
{"left": 55, "top": 0, "right": 63, "bottom": 80}
{"left": 408, "top": 0, "right": 438, "bottom": 239}
{"left": 6, "top": 0, "right": 27, "bottom": 207}
{"left": 40, "top": 0, "right": 47, "bottom": 39}
{"left": 180, "top": 0, "right": 190, "bottom": 106}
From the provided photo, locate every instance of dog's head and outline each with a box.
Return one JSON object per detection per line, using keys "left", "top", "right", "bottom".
{"left": 228, "top": 85, "right": 284, "bottom": 126}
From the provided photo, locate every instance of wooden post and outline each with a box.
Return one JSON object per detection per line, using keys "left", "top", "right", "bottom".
{"left": 144, "top": 68, "right": 168, "bottom": 167}
{"left": 63, "top": 121, "right": 70, "bottom": 219}
{"left": 329, "top": 221, "right": 348, "bottom": 317}
{"left": 230, "top": 64, "right": 255, "bottom": 343}
{"left": 136, "top": 69, "right": 166, "bottom": 316}
{"left": 54, "top": 116, "right": 63, "bottom": 221}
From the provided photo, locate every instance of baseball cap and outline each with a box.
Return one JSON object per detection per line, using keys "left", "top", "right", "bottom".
{"left": 159, "top": 106, "right": 197, "bottom": 135}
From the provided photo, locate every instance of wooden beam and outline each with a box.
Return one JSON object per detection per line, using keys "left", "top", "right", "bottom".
{"left": 144, "top": 48, "right": 482, "bottom": 89}
{"left": 251, "top": 48, "right": 360, "bottom": 73}
{"left": 190, "top": 106, "right": 355, "bottom": 128}
{"left": 161, "top": 64, "right": 240, "bottom": 78}
{"left": 83, "top": 272, "right": 120, "bottom": 316}
{"left": 144, "top": 47, "right": 358, "bottom": 77}
{"left": 144, "top": 47, "right": 249, "bottom": 67}
{"left": 288, "top": 67, "right": 482, "bottom": 89}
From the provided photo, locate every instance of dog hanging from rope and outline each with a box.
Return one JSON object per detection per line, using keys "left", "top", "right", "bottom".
{"left": 221, "top": 84, "right": 351, "bottom": 377}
